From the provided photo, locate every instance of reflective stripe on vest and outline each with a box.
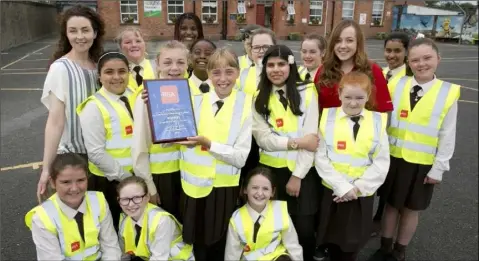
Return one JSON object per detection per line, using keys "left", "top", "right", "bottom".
{"left": 383, "top": 66, "right": 406, "bottom": 87}
{"left": 388, "top": 77, "right": 459, "bottom": 164}
{"left": 119, "top": 203, "right": 194, "bottom": 260}
{"left": 231, "top": 201, "right": 289, "bottom": 261}
{"left": 180, "top": 90, "right": 251, "bottom": 198}
{"left": 84, "top": 88, "right": 134, "bottom": 176}
{"left": 298, "top": 66, "right": 307, "bottom": 80}
{"left": 320, "top": 108, "right": 384, "bottom": 193}
{"left": 237, "top": 67, "right": 258, "bottom": 96}
{"left": 259, "top": 85, "right": 312, "bottom": 171}
{"left": 26, "top": 192, "right": 104, "bottom": 260}
{"left": 129, "top": 59, "right": 156, "bottom": 91}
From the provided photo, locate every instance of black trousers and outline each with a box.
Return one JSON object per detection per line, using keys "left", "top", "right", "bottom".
{"left": 193, "top": 236, "right": 226, "bottom": 261}
{"left": 291, "top": 214, "right": 317, "bottom": 261}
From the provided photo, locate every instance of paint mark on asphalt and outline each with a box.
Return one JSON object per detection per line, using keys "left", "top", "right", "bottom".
{"left": 1, "top": 106, "right": 48, "bottom": 137}
{"left": 1, "top": 45, "right": 50, "bottom": 70}
{"left": 1, "top": 161, "right": 42, "bottom": 172}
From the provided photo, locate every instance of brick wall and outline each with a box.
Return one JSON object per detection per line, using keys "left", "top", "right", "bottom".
{"left": 0, "top": 1, "right": 58, "bottom": 51}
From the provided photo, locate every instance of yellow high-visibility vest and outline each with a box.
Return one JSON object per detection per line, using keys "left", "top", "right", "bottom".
{"left": 383, "top": 66, "right": 406, "bottom": 87}
{"left": 180, "top": 89, "right": 252, "bottom": 198}
{"left": 298, "top": 66, "right": 308, "bottom": 81}
{"left": 129, "top": 60, "right": 157, "bottom": 91}
{"left": 238, "top": 55, "right": 253, "bottom": 70}
{"left": 119, "top": 203, "right": 194, "bottom": 260}
{"left": 230, "top": 200, "right": 290, "bottom": 261}
{"left": 259, "top": 83, "right": 317, "bottom": 172}
{"left": 76, "top": 88, "right": 134, "bottom": 177}
{"left": 236, "top": 66, "right": 259, "bottom": 96}
{"left": 25, "top": 192, "right": 107, "bottom": 260}
{"left": 388, "top": 77, "right": 460, "bottom": 165}
{"left": 319, "top": 108, "right": 387, "bottom": 195}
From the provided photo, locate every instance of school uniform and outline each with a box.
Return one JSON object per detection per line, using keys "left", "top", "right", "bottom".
{"left": 25, "top": 192, "right": 121, "bottom": 260}
{"left": 128, "top": 59, "right": 157, "bottom": 91}
{"left": 179, "top": 89, "right": 252, "bottom": 261}
{"left": 77, "top": 87, "right": 136, "bottom": 230}
{"left": 225, "top": 201, "right": 303, "bottom": 261}
{"left": 118, "top": 203, "right": 194, "bottom": 260}
{"left": 188, "top": 73, "right": 212, "bottom": 95}
{"left": 315, "top": 107, "right": 389, "bottom": 260}
{"left": 252, "top": 83, "right": 320, "bottom": 261}
{"left": 297, "top": 66, "right": 318, "bottom": 82}
{"left": 382, "top": 64, "right": 407, "bottom": 86}
{"left": 238, "top": 54, "right": 254, "bottom": 70}
{"left": 131, "top": 89, "right": 182, "bottom": 222}
{"left": 381, "top": 76, "right": 460, "bottom": 211}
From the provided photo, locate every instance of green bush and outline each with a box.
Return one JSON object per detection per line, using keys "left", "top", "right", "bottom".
{"left": 288, "top": 32, "right": 301, "bottom": 41}
{"left": 376, "top": 32, "right": 388, "bottom": 40}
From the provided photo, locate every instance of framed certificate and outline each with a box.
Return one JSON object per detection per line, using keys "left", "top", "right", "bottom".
{"left": 144, "top": 79, "right": 198, "bottom": 144}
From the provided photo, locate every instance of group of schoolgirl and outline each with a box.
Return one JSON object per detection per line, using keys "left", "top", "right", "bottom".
{"left": 29, "top": 4, "right": 459, "bottom": 261}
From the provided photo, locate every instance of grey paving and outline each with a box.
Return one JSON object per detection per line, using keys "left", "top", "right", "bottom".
{"left": 0, "top": 37, "right": 477, "bottom": 260}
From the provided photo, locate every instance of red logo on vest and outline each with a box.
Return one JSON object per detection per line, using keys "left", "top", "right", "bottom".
{"left": 125, "top": 125, "right": 133, "bottom": 135}
{"left": 337, "top": 141, "right": 346, "bottom": 150}
{"left": 400, "top": 110, "right": 408, "bottom": 118}
{"left": 243, "top": 244, "right": 251, "bottom": 252}
{"left": 276, "top": 118, "right": 284, "bottom": 128}
{"left": 201, "top": 146, "right": 208, "bottom": 151}
{"left": 127, "top": 250, "right": 135, "bottom": 255}
{"left": 71, "top": 241, "right": 80, "bottom": 252}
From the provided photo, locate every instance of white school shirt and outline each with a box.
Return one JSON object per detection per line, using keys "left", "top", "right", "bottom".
{"left": 252, "top": 85, "right": 320, "bottom": 179}
{"left": 189, "top": 72, "right": 212, "bottom": 90}
{"left": 385, "top": 63, "right": 406, "bottom": 79}
{"left": 314, "top": 107, "right": 390, "bottom": 198}
{"left": 78, "top": 88, "right": 134, "bottom": 181}
{"left": 31, "top": 194, "right": 121, "bottom": 260}
{"left": 224, "top": 203, "right": 303, "bottom": 261}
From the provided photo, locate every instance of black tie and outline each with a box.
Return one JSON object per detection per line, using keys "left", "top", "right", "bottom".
{"left": 120, "top": 96, "right": 134, "bottom": 120}
{"left": 133, "top": 66, "right": 143, "bottom": 87}
{"left": 215, "top": 100, "right": 224, "bottom": 116}
{"left": 199, "top": 83, "right": 210, "bottom": 93}
{"left": 135, "top": 224, "right": 141, "bottom": 246}
{"left": 351, "top": 116, "right": 360, "bottom": 140}
{"left": 277, "top": 89, "right": 288, "bottom": 110}
{"left": 305, "top": 72, "right": 311, "bottom": 81}
{"left": 251, "top": 63, "right": 255, "bottom": 67}
{"left": 253, "top": 216, "right": 261, "bottom": 243}
{"left": 386, "top": 71, "right": 392, "bottom": 82}
{"left": 74, "top": 212, "right": 85, "bottom": 242}
{"left": 410, "top": 85, "right": 423, "bottom": 110}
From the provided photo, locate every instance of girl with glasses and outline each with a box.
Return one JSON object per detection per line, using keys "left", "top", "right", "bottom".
{"left": 117, "top": 176, "right": 194, "bottom": 260}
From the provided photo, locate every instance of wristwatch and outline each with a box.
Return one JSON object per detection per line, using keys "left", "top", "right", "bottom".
{"left": 289, "top": 139, "right": 299, "bottom": 150}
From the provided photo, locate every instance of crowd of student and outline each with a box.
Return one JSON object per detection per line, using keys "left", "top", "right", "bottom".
{"left": 26, "top": 4, "right": 460, "bottom": 261}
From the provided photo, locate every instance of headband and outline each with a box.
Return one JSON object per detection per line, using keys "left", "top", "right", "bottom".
{"left": 98, "top": 51, "right": 127, "bottom": 63}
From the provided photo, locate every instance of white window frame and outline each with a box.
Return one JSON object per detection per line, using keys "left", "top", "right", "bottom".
{"left": 287, "top": 0, "right": 295, "bottom": 21}
{"left": 201, "top": 0, "right": 218, "bottom": 23}
{"left": 167, "top": 0, "right": 184, "bottom": 23}
{"left": 371, "top": 0, "right": 385, "bottom": 26}
{"left": 237, "top": 0, "right": 246, "bottom": 14}
{"left": 120, "top": 1, "right": 139, "bottom": 24}
{"left": 309, "top": 0, "right": 323, "bottom": 25}
{"left": 342, "top": 0, "right": 355, "bottom": 20}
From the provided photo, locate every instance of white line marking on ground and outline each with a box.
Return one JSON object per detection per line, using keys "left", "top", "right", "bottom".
{"left": 0, "top": 45, "right": 50, "bottom": 70}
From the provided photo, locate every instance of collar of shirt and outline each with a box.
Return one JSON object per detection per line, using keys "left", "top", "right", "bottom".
{"left": 272, "top": 85, "right": 287, "bottom": 95}
{"left": 209, "top": 88, "right": 230, "bottom": 106}
{"left": 190, "top": 73, "right": 212, "bottom": 88}
{"left": 411, "top": 75, "right": 437, "bottom": 93}
{"left": 247, "top": 56, "right": 254, "bottom": 67}
{"left": 339, "top": 107, "right": 365, "bottom": 119}
{"left": 129, "top": 58, "right": 148, "bottom": 74}
{"left": 133, "top": 210, "right": 146, "bottom": 227}
{"left": 389, "top": 64, "right": 406, "bottom": 77}
{"left": 56, "top": 193, "right": 87, "bottom": 219}
{"left": 245, "top": 203, "right": 267, "bottom": 223}
{"left": 309, "top": 67, "right": 319, "bottom": 79}
{"left": 101, "top": 87, "right": 133, "bottom": 102}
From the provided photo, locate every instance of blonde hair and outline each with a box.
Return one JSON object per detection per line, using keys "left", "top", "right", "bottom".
{"left": 156, "top": 40, "right": 189, "bottom": 60}
{"left": 207, "top": 47, "right": 239, "bottom": 71}
{"left": 115, "top": 27, "right": 145, "bottom": 47}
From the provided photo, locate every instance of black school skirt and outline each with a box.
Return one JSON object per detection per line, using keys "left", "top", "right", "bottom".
{"left": 152, "top": 171, "right": 182, "bottom": 222}
{"left": 87, "top": 174, "right": 121, "bottom": 231}
{"left": 180, "top": 186, "right": 239, "bottom": 246}
{"left": 261, "top": 164, "right": 321, "bottom": 216}
{"left": 316, "top": 186, "right": 374, "bottom": 253}
{"left": 379, "top": 156, "right": 434, "bottom": 211}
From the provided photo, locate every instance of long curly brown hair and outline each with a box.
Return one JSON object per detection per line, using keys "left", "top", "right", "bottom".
{"left": 317, "top": 20, "right": 372, "bottom": 88}
{"left": 50, "top": 5, "right": 105, "bottom": 66}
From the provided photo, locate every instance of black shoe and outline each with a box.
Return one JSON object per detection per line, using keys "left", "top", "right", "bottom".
{"left": 313, "top": 247, "right": 329, "bottom": 261}
{"left": 367, "top": 249, "right": 390, "bottom": 261}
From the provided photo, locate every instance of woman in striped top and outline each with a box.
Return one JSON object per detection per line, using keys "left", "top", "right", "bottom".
{"left": 36, "top": 4, "right": 105, "bottom": 203}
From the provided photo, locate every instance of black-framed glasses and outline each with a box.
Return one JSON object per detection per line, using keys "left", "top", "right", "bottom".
{"left": 251, "top": 45, "right": 273, "bottom": 53}
{"left": 118, "top": 194, "right": 146, "bottom": 206}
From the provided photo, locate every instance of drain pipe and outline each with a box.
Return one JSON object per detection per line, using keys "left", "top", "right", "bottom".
{"left": 324, "top": 0, "right": 329, "bottom": 37}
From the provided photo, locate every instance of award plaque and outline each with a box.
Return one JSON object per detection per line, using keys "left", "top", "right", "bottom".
{"left": 144, "top": 79, "right": 198, "bottom": 144}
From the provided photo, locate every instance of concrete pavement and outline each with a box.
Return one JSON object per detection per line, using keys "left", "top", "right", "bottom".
{"left": 1, "top": 37, "right": 477, "bottom": 260}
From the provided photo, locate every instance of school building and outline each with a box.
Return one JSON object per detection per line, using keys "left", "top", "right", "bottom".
{"left": 98, "top": 0, "right": 423, "bottom": 41}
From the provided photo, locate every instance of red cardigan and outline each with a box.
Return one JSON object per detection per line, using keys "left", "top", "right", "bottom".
{"left": 314, "top": 62, "right": 393, "bottom": 113}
